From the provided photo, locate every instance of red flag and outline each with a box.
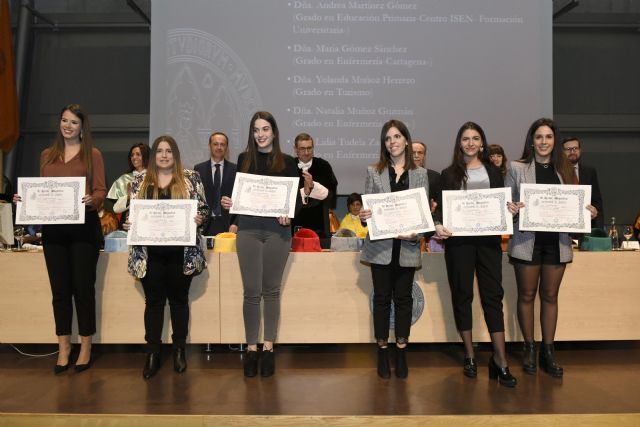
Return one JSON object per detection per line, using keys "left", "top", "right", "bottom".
{"left": 0, "top": 0, "right": 19, "bottom": 152}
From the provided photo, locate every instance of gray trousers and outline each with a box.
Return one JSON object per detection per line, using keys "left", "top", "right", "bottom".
{"left": 236, "top": 217, "right": 291, "bottom": 344}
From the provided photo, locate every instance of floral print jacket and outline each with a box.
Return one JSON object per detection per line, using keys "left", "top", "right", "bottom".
{"left": 127, "top": 169, "right": 210, "bottom": 278}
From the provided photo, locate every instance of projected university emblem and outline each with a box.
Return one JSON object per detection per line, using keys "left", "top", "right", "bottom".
{"left": 369, "top": 281, "right": 425, "bottom": 328}
{"left": 165, "top": 28, "right": 263, "bottom": 167}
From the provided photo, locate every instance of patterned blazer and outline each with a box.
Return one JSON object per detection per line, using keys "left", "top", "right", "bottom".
{"left": 127, "top": 169, "right": 210, "bottom": 278}
{"left": 505, "top": 161, "right": 573, "bottom": 263}
{"left": 360, "top": 165, "right": 429, "bottom": 267}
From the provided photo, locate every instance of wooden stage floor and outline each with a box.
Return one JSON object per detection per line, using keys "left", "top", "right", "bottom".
{"left": 1, "top": 342, "right": 639, "bottom": 425}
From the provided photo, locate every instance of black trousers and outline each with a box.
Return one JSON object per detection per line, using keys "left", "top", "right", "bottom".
{"left": 370, "top": 240, "right": 415, "bottom": 342}
{"left": 140, "top": 246, "right": 193, "bottom": 353}
{"left": 444, "top": 236, "right": 505, "bottom": 332}
{"left": 42, "top": 211, "right": 101, "bottom": 337}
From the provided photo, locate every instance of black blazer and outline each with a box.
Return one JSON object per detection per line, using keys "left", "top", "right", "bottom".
{"left": 433, "top": 162, "right": 504, "bottom": 225}
{"left": 578, "top": 163, "right": 604, "bottom": 230}
{"left": 426, "top": 168, "right": 441, "bottom": 202}
{"left": 194, "top": 158, "right": 237, "bottom": 236}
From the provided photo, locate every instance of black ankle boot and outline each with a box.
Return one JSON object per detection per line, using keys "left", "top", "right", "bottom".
{"left": 395, "top": 346, "right": 408, "bottom": 379}
{"left": 539, "top": 343, "right": 563, "bottom": 378}
{"left": 260, "top": 349, "right": 275, "bottom": 377}
{"left": 488, "top": 355, "right": 517, "bottom": 387}
{"left": 463, "top": 357, "right": 477, "bottom": 378}
{"left": 173, "top": 347, "right": 187, "bottom": 373}
{"left": 522, "top": 341, "right": 537, "bottom": 374}
{"left": 377, "top": 347, "right": 390, "bottom": 379}
{"left": 243, "top": 350, "right": 259, "bottom": 377}
{"left": 143, "top": 353, "right": 161, "bottom": 379}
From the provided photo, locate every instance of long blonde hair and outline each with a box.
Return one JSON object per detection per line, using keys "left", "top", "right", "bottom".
{"left": 138, "top": 135, "right": 189, "bottom": 199}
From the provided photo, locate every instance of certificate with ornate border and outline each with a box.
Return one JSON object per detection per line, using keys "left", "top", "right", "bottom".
{"left": 127, "top": 199, "right": 198, "bottom": 246}
{"left": 442, "top": 188, "right": 513, "bottom": 236}
{"left": 519, "top": 184, "right": 591, "bottom": 233}
{"left": 16, "top": 177, "right": 86, "bottom": 224}
{"left": 362, "top": 188, "right": 434, "bottom": 240}
{"left": 230, "top": 172, "right": 298, "bottom": 218}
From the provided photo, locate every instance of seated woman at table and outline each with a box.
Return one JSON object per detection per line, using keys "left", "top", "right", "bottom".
{"left": 14, "top": 103, "right": 106, "bottom": 373}
{"left": 434, "top": 122, "right": 518, "bottom": 387}
{"left": 359, "top": 119, "right": 428, "bottom": 379}
{"left": 506, "top": 118, "right": 596, "bottom": 378}
{"left": 124, "top": 135, "right": 209, "bottom": 379}
{"left": 339, "top": 192, "right": 368, "bottom": 238}
{"left": 106, "top": 143, "right": 150, "bottom": 227}
{"left": 488, "top": 144, "right": 508, "bottom": 177}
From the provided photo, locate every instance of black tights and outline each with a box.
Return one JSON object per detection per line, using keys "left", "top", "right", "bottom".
{"left": 514, "top": 263, "right": 566, "bottom": 344}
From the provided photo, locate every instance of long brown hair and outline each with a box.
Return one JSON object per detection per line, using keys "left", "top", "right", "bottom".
{"left": 517, "top": 118, "right": 576, "bottom": 184}
{"left": 444, "top": 121, "right": 491, "bottom": 190}
{"left": 41, "top": 104, "right": 95, "bottom": 180}
{"left": 374, "top": 119, "right": 416, "bottom": 173}
{"left": 240, "top": 111, "right": 286, "bottom": 173}
{"left": 138, "top": 135, "right": 189, "bottom": 199}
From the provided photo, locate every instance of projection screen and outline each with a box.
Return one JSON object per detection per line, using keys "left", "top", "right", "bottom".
{"left": 150, "top": 0, "right": 552, "bottom": 194}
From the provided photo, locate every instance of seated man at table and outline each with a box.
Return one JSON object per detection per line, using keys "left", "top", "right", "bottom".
{"left": 291, "top": 133, "right": 338, "bottom": 239}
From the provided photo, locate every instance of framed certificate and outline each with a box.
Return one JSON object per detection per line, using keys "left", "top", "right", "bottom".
{"left": 362, "top": 187, "right": 435, "bottom": 241}
{"left": 519, "top": 184, "right": 592, "bottom": 233}
{"left": 442, "top": 187, "right": 513, "bottom": 236}
{"left": 127, "top": 199, "right": 198, "bottom": 246}
{"left": 16, "top": 177, "right": 86, "bottom": 224}
{"left": 230, "top": 172, "right": 299, "bottom": 218}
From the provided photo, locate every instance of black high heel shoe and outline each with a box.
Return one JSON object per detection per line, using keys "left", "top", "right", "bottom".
{"left": 243, "top": 350, "right": 259, "bottom": 378}
{"left": 522, "top": 341, "right": 537, "bottom": 374}
{"left": 143, "top": 353, "right": 161, "bottom": 379}
{"left": 463, "top": 357, "right": 477, "bottom": 378}
{"left": 539, "top": 343, "right": 563, "bottom": 378}
{"left": 74, "top": 358, "right": 92, "bottom": 373}
{"left": 377, "top": 347, "right": 390, "bottom": 379}
{"left": 54, "top": 363, "right": 69, "bottom": 374}
{"left": 173, "top": 347, "right": 187, "bottom": 373}
{"left": 395, "top": 346, "right": 408, "bottom": 379}
{"left": 488, "top": 355, "right": 517, "bottom": 387}
{"left": 260, "top": 349, "right": 275, "bottom": 378}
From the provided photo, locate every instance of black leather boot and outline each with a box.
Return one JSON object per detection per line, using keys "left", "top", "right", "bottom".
{"left": 395, "top": 346, "right": 408, "bottom": 379}
{"left": 463, "top": 357, "right": 477, "bottom": 378}
{"left": 377, "top": 347, "right": 390, "bottom": 379}
{"left": 522, "top": 341, "right": 537, "bottom": 374}
{"left": 143, "top": 353, "right": 161, "bottom": 379}
{"left": 488, "top": 355, "right": 517, "bottom": 387}
{"left": 243, "top": 350, "right": 259, "bottom": 378}
{"left": 539, "top": 343, "right": 563, "bottom": 377}
{"left": 173, "top": 347, "right": 187, "bottom": 373}
{"left": 260, "top": 349, "right": 275, "bottom": 377}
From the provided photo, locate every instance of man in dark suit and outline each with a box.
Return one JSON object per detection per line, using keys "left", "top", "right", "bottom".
{"left": 562, "top": 137, "right": 604, "bottom": 230}
{"left": 291, "top": 133, "right": 338, "bottom": 239}
{"left": 412, "top": 140, "right": 440, "bottom": 214}
{"left": 194, "top": 132, "right": 237, "bottom": 236}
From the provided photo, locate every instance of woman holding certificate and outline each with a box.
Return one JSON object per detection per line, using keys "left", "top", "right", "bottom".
{"left": 220, "top": 111, "right": 304, "bottom": 378}
{"left": 434, "top": 122, "right": 517, "bottom": 387}
{"left": 124, "top": 135, "right": 209, "bottom": 379}
{"left": 14, "top": 104, "right": 106, "bottom": 373}
{"left": 506, "top": 118, "right": 596, "bottom": 378}
{"left": 359, "top": 119, "right": 428, "bottom": 379}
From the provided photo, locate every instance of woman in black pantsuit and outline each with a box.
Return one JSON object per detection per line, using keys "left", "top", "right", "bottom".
{"left": 434, "top": 122, "right": 519, "bottom": 387}
{"left": 14, "top": 104, "right": 106, "bottom": 374}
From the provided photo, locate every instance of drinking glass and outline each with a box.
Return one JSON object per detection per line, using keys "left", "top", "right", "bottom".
{"left": 623, "top": 226, "right": 633, "bottom": 245}
{"left": 13, "top": 226, "right": 25, "bottom": 251}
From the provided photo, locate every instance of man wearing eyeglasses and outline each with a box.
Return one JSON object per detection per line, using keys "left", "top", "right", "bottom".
{"left": 292, "top": 133, "right": 338, "bottom": 239}
{"left": 562, "top": 137, "right": 604, "bottom": 230}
